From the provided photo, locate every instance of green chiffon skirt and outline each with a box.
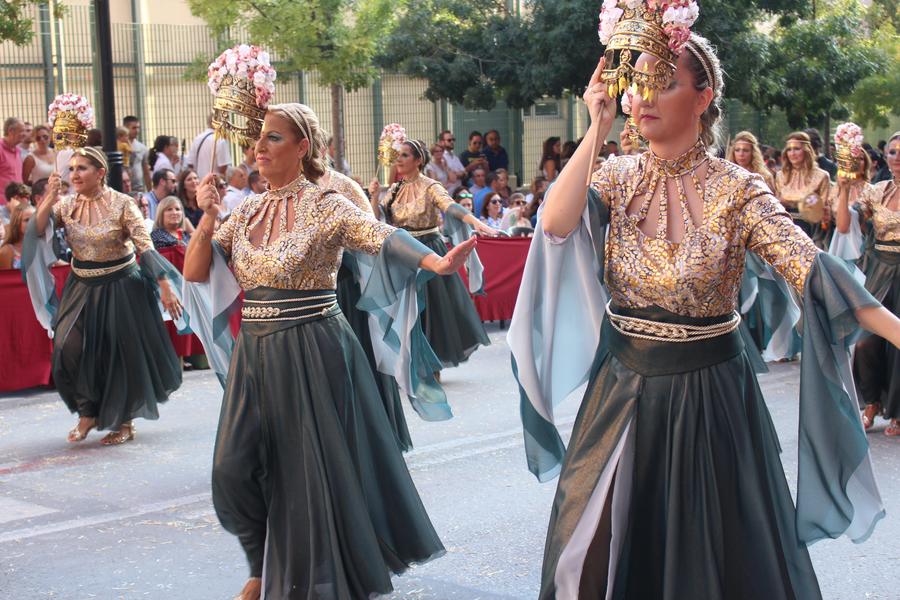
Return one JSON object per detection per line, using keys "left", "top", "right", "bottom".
{"left": 336, "top": 257, "right": 413, "bottom": 451}
{"left": 417, "top": 232, "right": 490, "bottom": 367}
{"left": 52, "top": 256, "right": 181, "bottom": 430}
{"left": 212, "top": 288, "right": 444, "bottom": 599}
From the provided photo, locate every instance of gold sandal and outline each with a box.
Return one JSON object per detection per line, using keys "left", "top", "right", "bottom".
{"left": 862, "top": 404, "right": 881, "bottom": 431}
{"left": 67, "top": 418, "right": 96, "bottom": 443}
{"left": 100, "top": 422, "right": 135, "bottom": 445}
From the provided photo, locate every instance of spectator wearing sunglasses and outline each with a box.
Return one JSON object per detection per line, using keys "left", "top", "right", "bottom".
{"left": 479, "top": 193, "right": 505, "bottom": 229}
{"left": 425, "top": 143, "right": 459, "bottom": 192}
{"left": 22, "top": 125, "right": 56, "bottom": 184}
{"left": 459, "top": 131, "right": 489, "bottom": 182}
{"left": 453, "top": 188, "right": 474, "bottom": 213}
{"left": 438, "top": 130, "right": 466, "bottom": 194}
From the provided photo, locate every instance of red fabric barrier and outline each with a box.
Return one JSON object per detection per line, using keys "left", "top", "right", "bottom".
{"left": 157, "top": 246, "right": 205, "bottom": 356}
{"left": 0, "top": 266, "right": 68, "bottom": 392}
{"left": 458, "top": 236, "right": 531, "bottom": 322}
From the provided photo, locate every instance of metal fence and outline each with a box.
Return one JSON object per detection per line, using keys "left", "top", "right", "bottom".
{"left": 1, "top": 3, "right": 799, "bottom": 187}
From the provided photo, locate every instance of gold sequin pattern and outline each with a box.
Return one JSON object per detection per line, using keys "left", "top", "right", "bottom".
{"left": 382, "top": 174, "right": 454, "bottom": 230}
{"left": 214, "top": 176, "right": 395, "bottom": 291}
{"left": 53, "top": 189, "right": 152, "bottom": 262}
{"left": 775, "top": 167, "right": 832, "bottom": 224}
{"left": 320, "top": 169, "right": 372, "bottom": 214}
{"left": 858, "top": 180, "right": 900, "bottom": 242}
{"left": 592, "top": 153, "right": 820, "bottom": 317}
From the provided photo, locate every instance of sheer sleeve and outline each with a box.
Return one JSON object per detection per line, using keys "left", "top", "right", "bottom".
{"left": 817, "top": 171, "right": 833, "bottom": 218}
{"left": 741, "top": 177, "right": 820, "bottom": 294}
{"left": 426, "top": 182, "right": 454, "bottom": 213}
{"left": 121, "top": 194, "right": 154, "bottom": 254}
{"left": 588, "top": 158, "right": 619, "bottom": 207}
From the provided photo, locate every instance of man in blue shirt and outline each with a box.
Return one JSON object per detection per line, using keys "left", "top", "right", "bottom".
{"left": 483, "top": 129, "right": 509, "bottom": 173}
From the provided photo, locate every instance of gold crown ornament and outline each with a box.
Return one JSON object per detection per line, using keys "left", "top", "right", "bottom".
{"left": 48, "top": 93, "right": 94, "bottom": 150}
{"left": 834, "top": 122, "right": 865, "bottom": 180}
{"left": 207, "top": 45, "right": 277, "bottom": 146}
{"left": 598, "top": 0, "right": 700, "bottom": 103}
{"left": 378, "top": 123, "right": 408, "bottom": 167}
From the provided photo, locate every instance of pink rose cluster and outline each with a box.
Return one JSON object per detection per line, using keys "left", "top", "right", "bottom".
{"left": 834, "top": 122, "right": 864, "bottom": 158}
{"left": 48, "top": 93, "right": 95, "bottom": 129}
{"left": 207, "top": 44, "right": 277, "bottom": 108}
{"left": 598, "top": 0, "right": 699, "bottom": 55}
{"left": 380, "top": 123, "right": 408, "bottom": 152}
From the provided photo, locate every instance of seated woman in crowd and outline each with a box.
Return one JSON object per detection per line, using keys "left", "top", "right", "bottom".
{"left": 479, "top": 192, "right": 505, "bottom": 229}
{"left": 0, "top": 203, "right": 36, "bottom": 269}
{"left": 151, "top": 196, "right": 192, "bottom": 249}
{"left": 499, "top": 192, "right": 535, "bottom": 234}
{"left": 454, "top": 188, "right": 474, "bottom": 212}
{"left": 177, "top": 169, "right": 204, "bottom": 227}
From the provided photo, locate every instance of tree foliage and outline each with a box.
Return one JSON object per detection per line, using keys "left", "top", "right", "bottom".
{"left": 187, "top": 0, "right": 400, "bottom": 90}
{"left": 0, "top": 0, "right": 65, "bottom": 46}
{"left": 378, "top": 0, "right": 812, "bottom": 111}
{"left": 767, "top": 2, "right": 888, "bottom": 128}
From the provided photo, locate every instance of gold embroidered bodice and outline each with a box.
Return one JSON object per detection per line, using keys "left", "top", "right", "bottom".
{"left": 319, "top": 169, "right": 371, "bottom": 214}
{"left": 775, "top": 167, "right": 832, "bottom": 223}
{"left": 213, "top": 175, "right": 395, "bottom": 290}
{"left": 591, "top": 149, "right": 820, "bottom": 318}
{"left": 382, "top": 174, "right": 454, "bottom": 230}
{"left": 52, "top": 188, "right": 152, "bottom": 262}
{"left": 859, "top": 180, "right": 900, "bottom": 242}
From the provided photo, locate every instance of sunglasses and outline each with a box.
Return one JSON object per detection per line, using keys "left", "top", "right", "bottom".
{"left": 489, "top": 198, "right": 502, "bottom": 204}
{"left": 512, "top": 200, "right": 526, "bottom": 206}
{"left": 457, "top": 193, "right": 473, "bottom": 199}
{"left": 888, "top": 149, "right": 898, "bottom": 156}
{"left": 445, "top": 137, "right": 456, "bottom": 142}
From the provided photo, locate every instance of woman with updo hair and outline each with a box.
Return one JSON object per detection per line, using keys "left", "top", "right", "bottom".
{"left": 775, "top": 131, "right": 832, "bottom": 246}
{"left": 511, "top": 27, "right": 900, "bottom": 598}
{"left": 836, "top": 131, "right": 900, "bottom": 436}
{"left": 149, "top": 135, "right": 180, "bottom": 176}
{"left": 24, "top": 146, "right": 183, "bottom": 445}
{"left": 184, "top": 103, "right": 477, "bottom": 600}
{"left": 372, "top": 137, "right": 496, "bottom": 369}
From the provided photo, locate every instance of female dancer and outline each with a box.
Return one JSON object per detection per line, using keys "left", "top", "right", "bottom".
{"left": 183, "top": 103, "right": 474, "bottom": 600}
{"left": 510, "top": 34, "right": 900, "bottom": 598}
{"left": 24, "top": 147, "right": 183, "bottom": 444}
{"left": 371, "top": 139, "right": 495, "bottom": 368}
{"left": 727, "top": 131, "right": 800, "bottom": 363}
{"left": 775, "top": 131, "right": 832, "bottom": 246}
{"left": 837, "top": 132, "right": 900, "bottom": 436}
{"left": 321, "top": 165, "right": 415, "bottom": 450}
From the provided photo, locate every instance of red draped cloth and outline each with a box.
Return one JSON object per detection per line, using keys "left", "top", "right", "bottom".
{"left": 157, "top": 245, "right": 205, "bottom": 357}
{"left": 458, "top": 236, "right": 531, "bottom": 322}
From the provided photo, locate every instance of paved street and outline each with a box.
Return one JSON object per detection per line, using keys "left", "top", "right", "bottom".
{"left": 1, "top": 324, "right": 898, "bottom": 599}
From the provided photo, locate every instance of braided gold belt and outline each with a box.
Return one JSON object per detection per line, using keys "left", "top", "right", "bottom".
{"left": 70, "top": 257, "right": 136, "bottom": 278}
{"left": 406, "top": 226, "right": 440, "bottom": 238}
{"left": 241, "top": 293, "right": 337, "bottom": 322}
{"left": 875, "top": 244, "right": 900, "bottom": 253}
{"left": 605, "top": 301, "right": 741, "bottom": 343}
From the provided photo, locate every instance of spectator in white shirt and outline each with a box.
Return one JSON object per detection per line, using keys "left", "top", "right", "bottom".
{"left": 186, "top": 114, "right": 231, "bottom": 178}
{"left": 123, "top": 116, "right": 151, "bottom": 192}
{"left": 424, "top": 144, "right": 460, "bottom": 191}
{"left": 437, "top": 130, "right": 466, "bottom": 195}
{"left": 222, "top": 166, "right": 249, "bottom": 214}
{"left": 150, "top": 135, "right": 181, "bottom": 176}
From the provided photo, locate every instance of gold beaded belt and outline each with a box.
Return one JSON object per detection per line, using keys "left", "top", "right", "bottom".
{"left": 875, "top": 244, "right": 900, "bottom": 253}
{"left": 605, "top": 301, "right": 741, "bottom": 343}
{"left": 241, "top": 293, "right": 337, "bottom": 322}
{"left": 406, "top": 226, "right": 440, "bottom": 238}
{"left": 71, "top": 256, "right": 137, "bottom": 278}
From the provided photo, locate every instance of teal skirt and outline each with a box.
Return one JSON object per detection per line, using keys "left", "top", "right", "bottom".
{"left": 52, "top": 255, "right": 181, "bottom": 430}
{"left": 417, "top": 232, "right": 490, "bottom": 367}
{"left": 212, "top": 287, "right": 444, "bottom": 599}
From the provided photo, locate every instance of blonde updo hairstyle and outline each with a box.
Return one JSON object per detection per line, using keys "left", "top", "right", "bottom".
{"left": 266, "top": 103, "right": 328, "bottom": 181}
{"left": 682, "top": 34, "right": 725, "bottom": 151}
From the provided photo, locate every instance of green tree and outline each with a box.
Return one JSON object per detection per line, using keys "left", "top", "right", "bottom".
{"left": 0, "top": 0, "right": 64, "bottom": 45}
{"left": 188, "top": 0, "right": 401, "bottom": 170}
{"left": 768, "top": 4, "right": 887, "bottom": 130}
{"left": 848, "top": 4, "right": 899, "bottom": 128}
{"left": 378, "top": 0, "right": 810, "bottom": 112}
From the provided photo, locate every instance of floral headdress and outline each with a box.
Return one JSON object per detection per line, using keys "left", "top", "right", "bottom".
{"left": 598, "top": 0, "right": 700, "bottom": 102}
{"left": 207, "top": 44, "right": 277, "bottom": 146}
{"left": 48, "top": 93, "right": 94, "bottom": 150}
{"left": 834, "top": 122, "right": 865, "bottom": 179}
{"left": 378, "top": 123, "right": 407, "bottom": 167}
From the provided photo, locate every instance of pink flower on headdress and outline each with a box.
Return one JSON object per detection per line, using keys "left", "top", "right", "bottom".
{"left": 664, "top": 24, "right": 691, "bottom": 53}
{"left": 598, "top": 0, "right": 624, "bottom": 45}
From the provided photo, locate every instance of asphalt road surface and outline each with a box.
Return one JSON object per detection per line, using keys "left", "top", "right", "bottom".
{"left": 2, "top": 324, "right": 898, "bottom": 599}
